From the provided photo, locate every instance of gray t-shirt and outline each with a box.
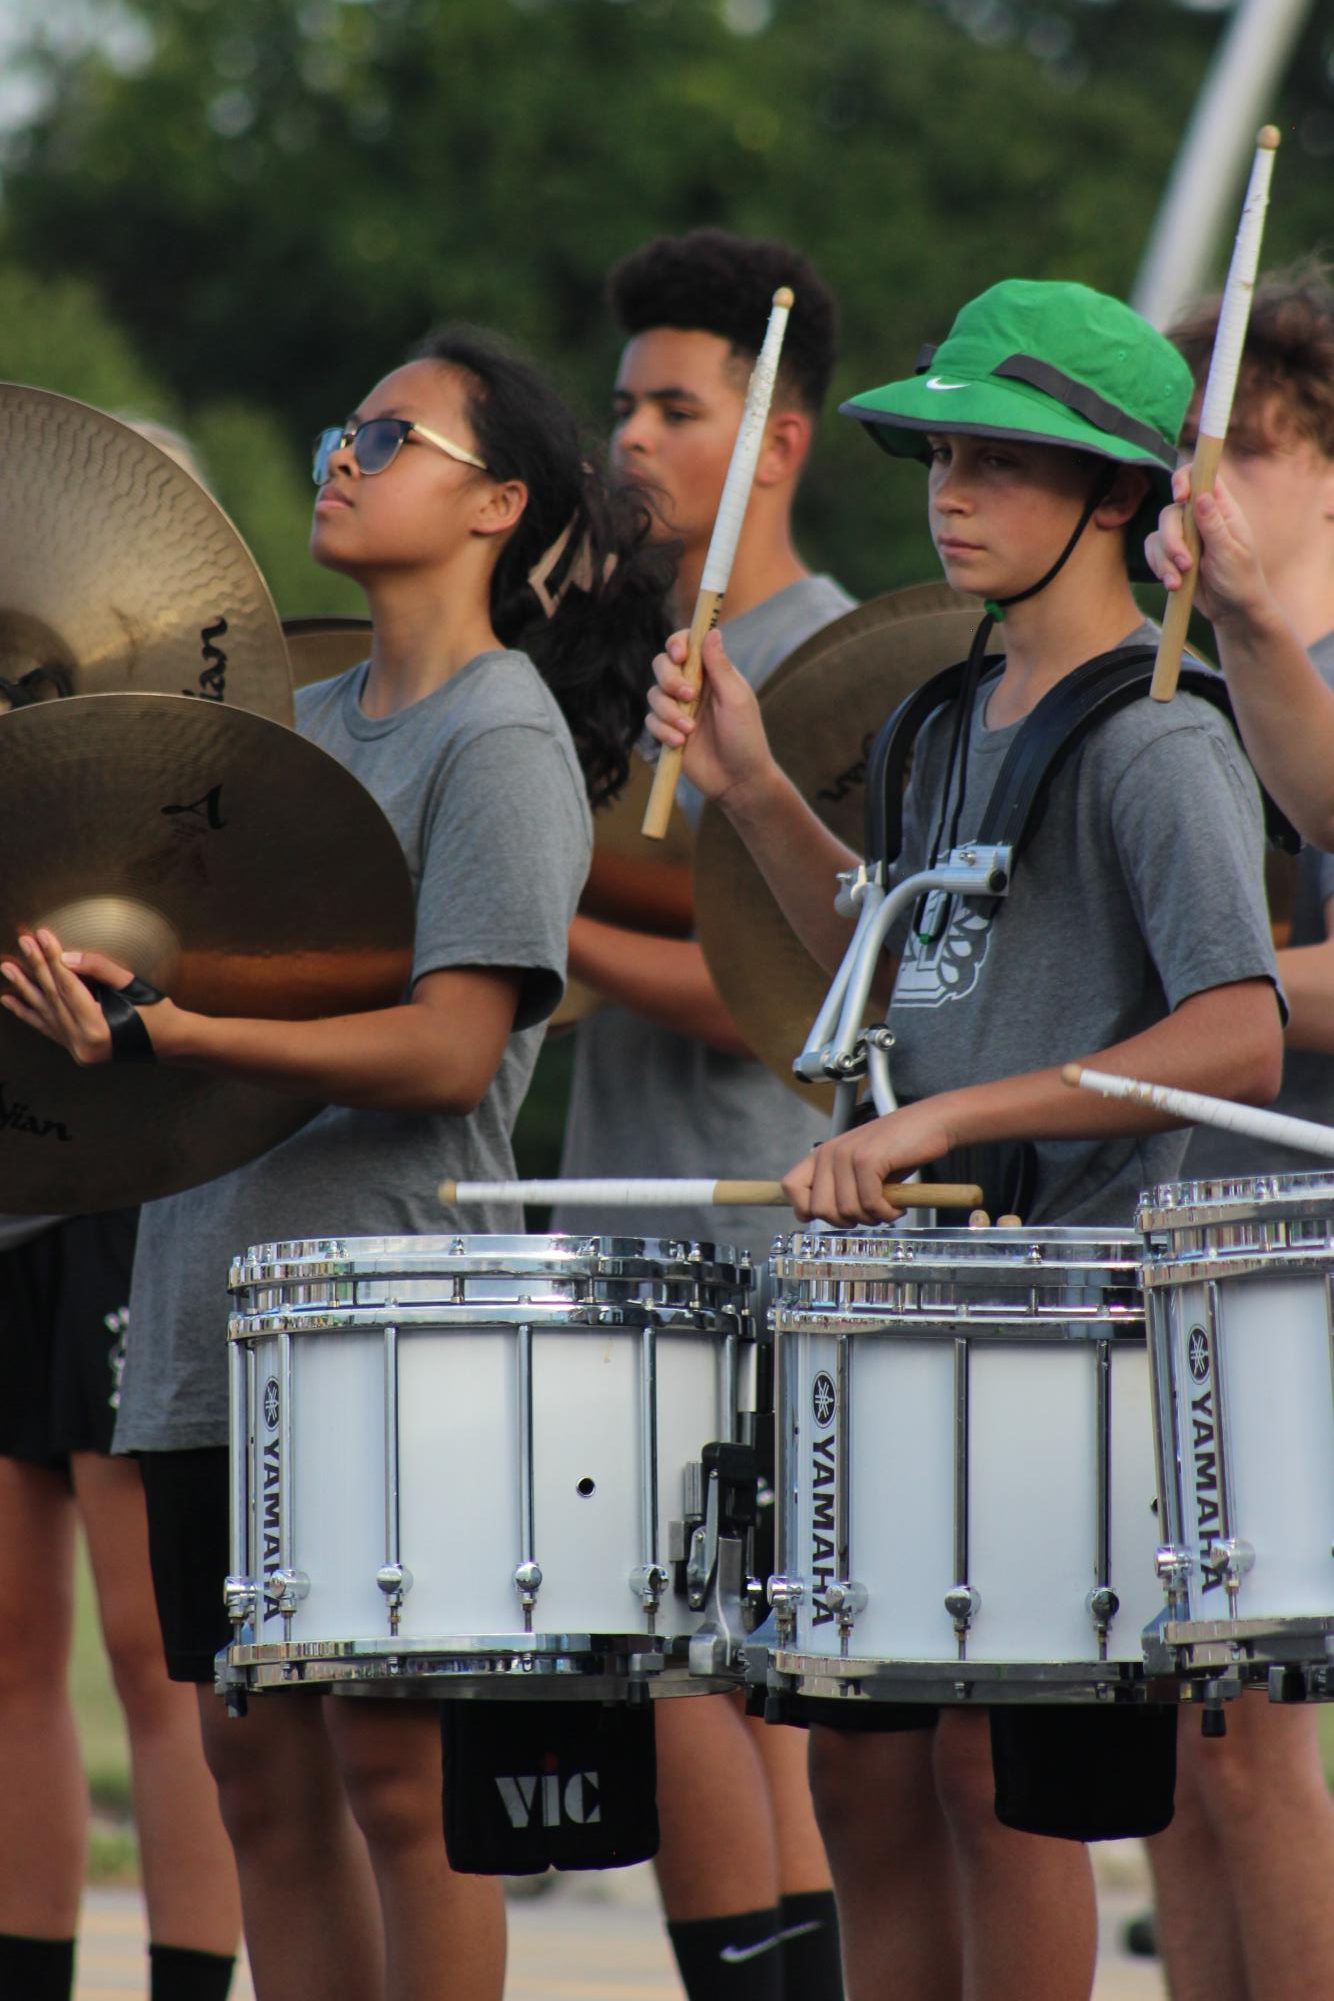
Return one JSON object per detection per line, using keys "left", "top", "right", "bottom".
{"left": 1186, "top": 629, "right": 1334, "bottom": 1181}
{"left": 116, "top": 649, "right": 592, "bottom": 1451}
{"left": 554, "top": 576, "right": 855, "bottom": 1262}
{"left": 887, "top": 625, "right": 1280, "bottom": 1229}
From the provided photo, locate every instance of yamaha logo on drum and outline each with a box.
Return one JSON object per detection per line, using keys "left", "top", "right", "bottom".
{"left": 263, "top": 1378, "right": 281, "bottom": 1429}
{"left": 810, "top": 1371, "right": 838, "bottom": 1626}
{"left": 1187, "top": 1326, "right": 1211, "bottom": 1385}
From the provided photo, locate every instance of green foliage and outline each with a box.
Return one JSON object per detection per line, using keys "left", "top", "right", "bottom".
{"left": 0, "top": 262, "right": 165, "bottom": 412}
{"left": 0, "top": 0, "right": 1328, "bottom": 601}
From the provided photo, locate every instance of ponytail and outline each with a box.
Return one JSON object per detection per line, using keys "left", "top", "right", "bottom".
{"left": 414, "top": 328, "right": 673, "bottom": 808}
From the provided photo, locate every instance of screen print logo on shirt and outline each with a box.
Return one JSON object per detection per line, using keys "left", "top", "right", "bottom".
{"left": 893, "top": 898, "right": 994, "bottom": 1009}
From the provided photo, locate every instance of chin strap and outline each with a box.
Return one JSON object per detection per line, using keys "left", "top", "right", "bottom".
{"left": 87, "top": 974, "right": 164, "bottom": 1064}
{"left": 983, "top": 463, "right": 1118, "bottom": 622}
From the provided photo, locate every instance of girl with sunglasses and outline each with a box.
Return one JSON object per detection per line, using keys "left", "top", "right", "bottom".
{"left": 2, "top": 328, "right": 669, "bottom": 2001}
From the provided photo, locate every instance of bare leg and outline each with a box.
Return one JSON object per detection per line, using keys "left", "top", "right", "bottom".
{"left": 0, "top": 1460, "right": 86, "bottom": 1937}
{"left": 328, "top": 1695, "right": 505, "bottom": 2001}
{"left": 654, "top": 1693, "right": 780, "bottom": 1918}
{"left": 743, "top": 1708, "right": 833, "bottom": 1896}
{"left": 1146, "top": 1718, "right": 1246, "bottom": 2001}
{"left": 1172, "top": 1693, "right": 1334, "bottom": 2001}
{"left": 197, "top": 1686, "right": 385, "bottom": 2001}
{"left": 809, "top": 1722, "right": 960, "bottom": 2001}
{"left": 934, "top": 1710, "right": 1095, "bottom": 2001}
{"left": 73, "top": 1451, "right": 241, "bottom": 1956}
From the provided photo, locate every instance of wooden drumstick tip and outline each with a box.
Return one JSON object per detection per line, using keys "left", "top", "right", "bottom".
{"left": 1060, "top": 1063, "right": 1082, "bottom": 1087}
{"left": 1257, "top": 125, "right": 1281, "bottom": 150}
{"left": 438, "top": 1179, "right": 458, "bottom": 1203}
{"left": 773, "top": 286, "right": 795, "bottom": 310}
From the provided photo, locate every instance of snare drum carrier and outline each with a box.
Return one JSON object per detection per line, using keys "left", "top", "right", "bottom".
{"left": 753, "top": 647, "right": 1297, "bottom": 1715}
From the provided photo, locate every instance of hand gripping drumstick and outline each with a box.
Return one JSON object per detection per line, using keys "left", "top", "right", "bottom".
{"left": 1062, "top": 1062, "right": 1334, "bottom": 1163}
{"left": 640, "top": 287, "right": 795, "bottom": 839}
{"left": 1151, "top": 126, "right": 1280, "bottom": 703}
{"left": 439, "top": 1176, "right": 984, "bottom": 1211}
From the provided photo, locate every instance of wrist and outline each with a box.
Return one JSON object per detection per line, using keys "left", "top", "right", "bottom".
{"left": 720, "top": 756, "right": 790, "bottom": 834}
{"left": 146, "top": 998, "right": 199, "bottom": 1064}
{"left": 1211, "top": 586, "right": 1288, "bottom": 651}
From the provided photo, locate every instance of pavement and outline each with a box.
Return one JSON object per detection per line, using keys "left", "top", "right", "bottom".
{"left": 75, "top": 1849, "right": 1168, "bottom": 1997}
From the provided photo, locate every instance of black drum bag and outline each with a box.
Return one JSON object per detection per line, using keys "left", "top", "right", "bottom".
{"left": 441, "top": 1697, "right": 659, "bottom": 1874}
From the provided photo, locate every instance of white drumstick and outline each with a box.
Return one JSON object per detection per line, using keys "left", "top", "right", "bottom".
{"left": 1151, "top": 125, "right": 1280, "bottom": 702}
{"left": 641, "top": 286, "right": 794, "bottom": 839}
{"left": 439, "top": 1176, "right": 983, "bottom": 1210}
{"left": 1063, "top": 1063, "right": 1334, "bottom": 1162}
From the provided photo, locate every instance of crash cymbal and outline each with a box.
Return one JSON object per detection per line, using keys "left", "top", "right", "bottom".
{"left": 549, "top": 751, "right": 693, "bottom": 1031}
{"left": 0, "top": 693, "right": 414, "bottom": 1211}
{"left": 283, "top": 616, "right": 372, "bottom": 689}
{"left": 694, "top": 584, "right": 996, "bottom": 1108}
{"left": 0, "top": 386, "right": 292, "bottom": 723}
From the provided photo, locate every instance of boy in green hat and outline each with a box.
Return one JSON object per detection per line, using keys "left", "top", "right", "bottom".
{"left": 647, "top": 277, "right": 1285, "bottom": 2000}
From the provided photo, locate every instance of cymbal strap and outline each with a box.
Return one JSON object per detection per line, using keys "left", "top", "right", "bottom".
{"left": 89, "top": 976, "right": 162, "bottom": 1064}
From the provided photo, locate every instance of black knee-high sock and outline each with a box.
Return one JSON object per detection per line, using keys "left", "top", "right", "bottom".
{"left": 149, "top": 1942, "right": 236, "bottom": 2001}
{"left": 0, "top": 1934, "right": 75, "bottom": 2001}
{"left": 666, "top": 1907, "right": 784, "bottom": 2001}
{"left": 779, "top": 1889, "right": 844, "bottom": 2000}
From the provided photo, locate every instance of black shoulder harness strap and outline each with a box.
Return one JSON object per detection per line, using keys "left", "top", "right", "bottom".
{"left": 864, "top": 643, "right": 1300, "bottom": 871}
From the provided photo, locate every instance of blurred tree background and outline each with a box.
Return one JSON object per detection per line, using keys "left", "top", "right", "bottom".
{"left": 0, "top": 0, "right": 1329, "bottom": 1166}
{"left": 1, "top": 0, "right": 1329, "bottom": 613}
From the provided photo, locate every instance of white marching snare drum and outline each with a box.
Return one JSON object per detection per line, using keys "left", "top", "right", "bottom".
{"left": 760, "top": 1227, "right": 1163, "bottom": 1706}
{"left": 223, "top": 1234, "right": 755, "bottom": 1698}
{"left": 1140, "top": 1176, "right": 1334, "bottom": 1689}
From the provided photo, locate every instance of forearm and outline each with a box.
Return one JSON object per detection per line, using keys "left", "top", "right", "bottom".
{"left": 1278, "top": 938, "right": 1334, "bottom": 1053}
{"left": 937, "top": 983, "right": 1283, "bottom": 1151}
{"left": 1213, "top": 598, "right": 1334, "bottom": 850}
{"left": 154, "top": 996, "right": 506, "bottom": 1114}
{"left": 723, "top": 765, "right": 861, "bottom": 979}
{"left": 568, "top": 918, "right": 750, "bottom": 1055}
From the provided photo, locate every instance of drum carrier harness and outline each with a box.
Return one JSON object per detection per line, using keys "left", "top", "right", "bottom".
{"left": 796, "top": 642, "right": 1298, "bottom": 1218}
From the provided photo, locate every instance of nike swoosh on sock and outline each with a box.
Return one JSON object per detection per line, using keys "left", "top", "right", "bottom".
{"left": 719, "top": 1919, "right": 823, "bottom": 1964}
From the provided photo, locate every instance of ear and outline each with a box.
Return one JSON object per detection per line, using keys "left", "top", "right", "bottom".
{"left": 473, "top": 478, "right": 528, "bottom": 540}
{"left": 1318, "top": 452, "right": 1334, "bottom": 523}
{"left": 1093, "top": 465, "right": 1151, "bottom": 532}
{"left": 754, "top": 408, "right": 813, "bottom": 490}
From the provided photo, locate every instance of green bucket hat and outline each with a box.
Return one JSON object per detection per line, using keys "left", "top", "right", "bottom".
{"left": 841, "top": 279, "right": 1193, "bottom": 572}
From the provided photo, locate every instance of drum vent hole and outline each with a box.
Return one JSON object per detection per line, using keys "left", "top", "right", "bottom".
{"left": 576, "top": 1477, "right": 596, "bottom": 1498}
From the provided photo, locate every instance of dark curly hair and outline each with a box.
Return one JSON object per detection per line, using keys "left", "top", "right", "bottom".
{"left": 1171, "top": 258, "right": 1334, "bottom": 458}
{"left": 607, "top": 228, "right": 838, "bottom": 417}
{"left": 414, "top": 327, "right": 673, "bottom": 808}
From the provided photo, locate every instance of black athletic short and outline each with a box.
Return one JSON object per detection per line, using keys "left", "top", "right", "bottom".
{"left": 139, "top": 1446, "right": 233, "bottom": 1684}
{"left": 0, "top": 1210, "right": 138, "bottom": 1470}
{"left": 797, "top": 1697, "right": 1178, "bottom": 1841}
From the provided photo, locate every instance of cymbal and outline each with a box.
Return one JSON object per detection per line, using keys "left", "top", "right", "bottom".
{"left": 550, "top": 751, "right": 693, "bottom": 1031}
{"left": 0, "top": 693, "right": 414, "bottom": 1211}
{"left": 0, "top": 386, "right": 292, "bottom": 724}
{"left": 283, "top": 616, "right": 372, "bottom": 689}
{"left": 694, "top": 584, "right": 996, "bottom": 1108}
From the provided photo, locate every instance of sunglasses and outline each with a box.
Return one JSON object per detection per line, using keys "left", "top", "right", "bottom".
{"left": 312, "top": 416, "right": 488, "bottom": 486}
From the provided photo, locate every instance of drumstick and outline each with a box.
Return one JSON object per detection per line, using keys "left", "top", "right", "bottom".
{"left": 1062, "top": 1062, "right": 1334, "bottom": 1162}
{"left": 641, "top": 287, "right": 795, "bottom": 839}
{"left": 1151, "top": 125, "right": 1280, "bottom": 703}
{"left": 438, "top": 1176, "right": 984, "bottom": 1211}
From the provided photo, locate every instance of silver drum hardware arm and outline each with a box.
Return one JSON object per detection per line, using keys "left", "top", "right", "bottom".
{"left": 793, "top": 848, "right": 1012, "bottom": 1113}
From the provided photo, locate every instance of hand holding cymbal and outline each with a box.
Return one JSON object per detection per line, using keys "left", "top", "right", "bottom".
{"left": 0, "top": 693, "right": 414, "bottom": 1212}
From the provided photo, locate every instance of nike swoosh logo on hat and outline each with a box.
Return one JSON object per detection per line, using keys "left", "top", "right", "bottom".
{"left": 719, "top": 1919, "right": 823, "bottom": 1963}
{"left": 926, "top": 377, "right": 969, "bottom": 390}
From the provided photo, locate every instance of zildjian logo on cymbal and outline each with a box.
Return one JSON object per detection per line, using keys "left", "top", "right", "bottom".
{"left": 0, "top": 1083, "right": 73, "bottom": 1142}
{"left": 161, "top": 784, "right": 227, "bottom": 832}
{"left": 184, "top": 617, "right": 229, "bottom": 702}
